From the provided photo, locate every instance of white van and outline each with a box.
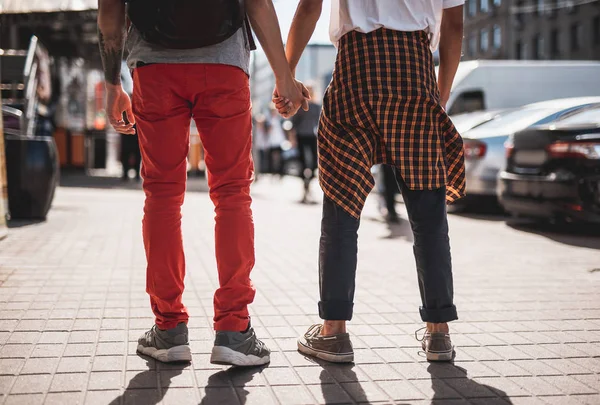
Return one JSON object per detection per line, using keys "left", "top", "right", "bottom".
{"left": 444, "top": 60, "right": 600, "bottom": 116}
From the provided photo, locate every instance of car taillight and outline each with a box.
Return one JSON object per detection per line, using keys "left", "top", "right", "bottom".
{"left": 464, "top": 140, "right": 487, "bottom": 159}
{"left": 505, "top": 138, "right": 515, "bottom": 158}
{"left": 546, "top": 141, "right": 600, "bottom": 160}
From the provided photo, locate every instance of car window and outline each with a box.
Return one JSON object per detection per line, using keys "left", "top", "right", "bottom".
{"left": 555, "top": 107, "right": 600, "bottom": 126}
{"left": 448, "top": 90, "right": 485, "bottom": 115}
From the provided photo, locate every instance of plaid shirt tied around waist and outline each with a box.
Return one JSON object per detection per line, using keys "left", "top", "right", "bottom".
{"left": 318, "top": 28, "right": 466, "bottom": 219}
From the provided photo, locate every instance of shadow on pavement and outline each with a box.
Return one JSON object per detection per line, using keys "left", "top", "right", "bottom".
{"left": 200, "top": 365, "right": 267, "bottom": 405}
{"left": 427, "top": 363, "right": 513, "bottom": 404}
{"left": 108, "top": 360, "right": 188, "bottom": 405}
{"left": 384, "top": 217, "right": 414, "bottom": 242}
{"left": 317, "top": 362, "right": 370, "bottom": 404}
{"left": 7, "top": 218, "right": 45, "bottom": 228}
{"left": 364, "top": 214, "right": 414, "bottom": 242}
{"left": 507, "top": 219, "right": 600, "bottom": 250}
{"left": 59, "top": 172, "right": 209, "bottom": 193}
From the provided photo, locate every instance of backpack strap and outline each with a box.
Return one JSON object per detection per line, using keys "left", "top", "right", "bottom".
{"left": 245, "top": 17, "right": 256, "bottom": 51}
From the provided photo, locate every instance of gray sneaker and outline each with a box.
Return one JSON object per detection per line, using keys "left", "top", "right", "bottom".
{"left": 297, "top": 324, "right": 354, "bottom": 363}
{"left": 210, "top": 326, "right": 270, "bottom": 367}
{"left": 416, "top": 328, "right": 455, "bottom": 362}
{"left": 137, "top": 323, "right": 192, "bottom": 363}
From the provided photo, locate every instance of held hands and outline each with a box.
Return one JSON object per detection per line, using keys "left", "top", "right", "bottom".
{"left": 106, "top": 83, "right": 136, "bottom": 135}
{"left": 273, "top": 78, "right": 310, "bottom": 119}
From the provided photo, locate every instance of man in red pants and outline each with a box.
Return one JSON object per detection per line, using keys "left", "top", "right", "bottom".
{"left": 98, "top": 0, "right": 306, "bottom": 365}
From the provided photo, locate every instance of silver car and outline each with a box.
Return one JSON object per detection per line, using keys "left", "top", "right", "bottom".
{"left": 450, "top": 110, "right": 505, "bottom": 134}
{"left": 461, "top": 97, "right": 600, "bottom": 202}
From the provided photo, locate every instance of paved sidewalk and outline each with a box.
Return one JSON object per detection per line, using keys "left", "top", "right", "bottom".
{"left": 0, "top": 177, "right": 599, "bottom": 405}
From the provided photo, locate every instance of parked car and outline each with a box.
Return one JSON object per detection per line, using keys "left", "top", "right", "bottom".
{"left": 442, "top": 60, "right": 600, "bottom": 115}
{"left": 450, "top": 109, "right": 506, "bottom": 134}
{"left": 498, "top": 104, "right": 600, "bottom": 224}
{"left": 461, "top": 97, "right": 600, "bottom": 205}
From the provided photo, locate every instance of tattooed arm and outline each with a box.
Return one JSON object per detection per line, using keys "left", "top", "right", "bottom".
{"left": 98, "top": 0, "right": 135, "bottom": 134}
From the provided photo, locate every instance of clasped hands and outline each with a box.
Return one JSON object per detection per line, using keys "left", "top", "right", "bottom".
{"left": 272, "top": 77, "right": 310, "bottom": 118}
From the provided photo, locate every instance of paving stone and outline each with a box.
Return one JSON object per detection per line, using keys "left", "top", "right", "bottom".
{"left": 410, "top": 378, "right": 462, "bottom": 399}
{"left": 56, "top": 356, "right": 92, "bottom": 373}
{"left": 30, "top": 344, "right": 64, "bottom": 358}
{"left": 0, "top": 375, "right": 15, "bottom": 395}
{"left": 49, "top": 372, "right": 88, "bottom": 392}
{"left": 2, "top": 181, "right": 600, "bottom": 404}
{"left": 87, "top": 371, "right": 123, "bottom": 391}
{"left": 0, "top": 344, "right": 33, "bottom": 359}
{"left": 4, "top": 393, "right": 44, "bottom": 405}
{"left": 10, "top": 374, "right": 52, "bottom": 394}
{"left": 272, "top": 385, "right": 315, "bottom": 404}
{"left": 121, "top": 388, "right": 162, "bottom": 405}
{"left": 443, "top": 377, "right": 500, "bottom": 399}
{"left": 233, "top": 386, "right": 272, "bottom": 405}
{"left": 510, "top": 376, "right": 564, "bottom": 396}
{"left": 539, "top": 376, "right": 598, "bottom": 395}
{"left": 93, "top": 356, "right": 125, "bottom": 372}
{"left": 63, "top": 343, "right": 95, "bottom": 357}
{"left": 20, "top": 357, "right": 60, "bottom": 375}
{"left": 340, "top": 381, "right": 389, "bottom": 403}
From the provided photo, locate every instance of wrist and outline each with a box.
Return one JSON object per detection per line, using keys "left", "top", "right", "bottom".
{"left": 105, "top": 82, "right": 122, "bottom": 91}
{"left": 275, "top": 73, "right": 294, "bottom": 87}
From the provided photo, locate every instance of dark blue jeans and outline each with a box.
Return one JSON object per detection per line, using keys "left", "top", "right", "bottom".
{"left": 318, "top": 170, "right": 458, "bottom": 323}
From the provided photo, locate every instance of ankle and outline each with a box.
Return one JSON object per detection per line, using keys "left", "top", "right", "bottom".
{"left": 322, "top": 320, "right": 346, "bottom": 336}
{"left": 426, "top": 322, "right": 449, "bottom": 334}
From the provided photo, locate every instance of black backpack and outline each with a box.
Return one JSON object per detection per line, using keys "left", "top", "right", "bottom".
{"left": 125, "top": 0, "right": 255, "bottom": 50}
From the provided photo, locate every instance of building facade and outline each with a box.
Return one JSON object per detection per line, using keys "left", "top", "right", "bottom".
{"left": 463, "top": 0, "right": 600, "bottom": 60}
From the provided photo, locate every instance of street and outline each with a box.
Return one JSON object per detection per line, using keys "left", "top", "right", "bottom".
{"left": 0, "top": 176, "right": 599, "bottom": 405}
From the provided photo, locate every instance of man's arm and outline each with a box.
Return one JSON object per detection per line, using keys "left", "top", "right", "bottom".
{"left": 285, "top": 0, "right": 323, "bottom": 74}
{"left": 246, "top": 0, "right": 307, "bottom": 117}
{"left": 272, "top": 0, "right": 322, "bottom": 113}
{"left": 437, "top": 5, "right": 464, "bottom": 110}
{"left": 98, "top": 0, "right": 135, "bottom": 134}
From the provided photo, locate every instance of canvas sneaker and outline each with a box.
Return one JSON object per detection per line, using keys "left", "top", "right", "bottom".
{"left": 210, "top": 326, "right": 270, "bottom": 367}
{"left": 416, "top": 327, "right": 455, "bottom": 362}
{"left": 297, "top": 324, "right": 354, "bottom": 363}
{"left": 137, "top": 323, "right": 192, "bottom": 363}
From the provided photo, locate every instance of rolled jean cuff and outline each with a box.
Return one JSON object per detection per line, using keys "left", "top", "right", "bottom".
{"left": 319, "top": 301, "right": 354, "bottom": 321}
{"left": 419, "top": 305, "right": 458, "bottom": 323}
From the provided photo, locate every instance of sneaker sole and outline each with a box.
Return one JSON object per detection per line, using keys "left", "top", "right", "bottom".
{"left": 137, "top": 344, "right": 192, "bottom": 363}
{"left": 297, "top": 340, "right": 354, "bottom": 363}
{"left": 210, "top": 346, "right": 270, "bottom": 367}
{"left": 425, "top": 350, "right": 455, "bottom": 362}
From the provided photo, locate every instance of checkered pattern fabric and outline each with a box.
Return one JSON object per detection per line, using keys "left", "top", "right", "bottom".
{"left": 318, "top": 28, "right": 466, "bottom": 219}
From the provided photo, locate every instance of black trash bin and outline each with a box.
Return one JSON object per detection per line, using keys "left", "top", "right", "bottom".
{"left": 5, "top": 134, "right": 60, "bottom": 219}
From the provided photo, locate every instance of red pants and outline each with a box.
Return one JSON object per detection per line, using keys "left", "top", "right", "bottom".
{"left": 132, "top": 64, "right": 255, "bottom": 332}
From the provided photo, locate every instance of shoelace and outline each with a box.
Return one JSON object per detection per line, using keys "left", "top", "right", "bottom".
{"left": 304, "top": 324, "right": 323, "bottom": 339}
{"left": 414, "top": 326, "right": 428, "bottom": 342}
{"left": 304, "top": 324, "right": 340, "bottom": 340}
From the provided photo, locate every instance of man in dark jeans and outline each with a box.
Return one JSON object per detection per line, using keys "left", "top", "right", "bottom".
{"left": 275, "top": 0, "right": 466, "bottom": 363}
{"left": 290, "top": 85, "right": 321, "bottom": 203}
{"left": 120, "top": 132, "right": 142, "bottom": 181}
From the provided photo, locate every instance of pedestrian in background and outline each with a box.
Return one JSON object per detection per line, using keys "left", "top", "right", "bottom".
{"left": 381, "top": 164, "right": 400, "bottom": 223}
{"left": 290, "top": 84, "right": 321, "bottom": 203}
{"left": 98, "top": 0, "right": 307, "bottom": 366}
{"left": 266, "top": 105, "right": 287, "bottom": 177}
{"left": 276, "top": 0, "right": 466, "bottom": 363}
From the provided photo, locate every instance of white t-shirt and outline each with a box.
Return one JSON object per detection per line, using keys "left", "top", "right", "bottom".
{"left": 330, "top": 0, "right": 465, "bottom": 51}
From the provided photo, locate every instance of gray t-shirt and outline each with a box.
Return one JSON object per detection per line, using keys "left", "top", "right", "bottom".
{"left": 126, "top": 27, "right": 250, "bottom": 75}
